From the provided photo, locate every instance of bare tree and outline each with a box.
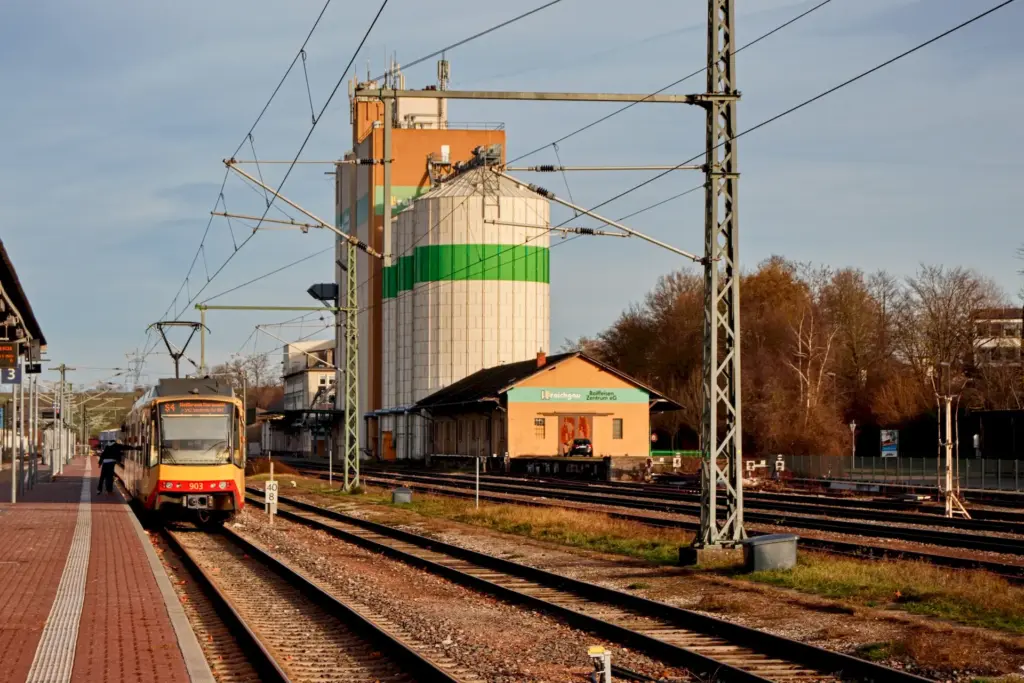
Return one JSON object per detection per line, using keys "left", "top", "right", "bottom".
{"left": 786, "top": 307, "right": 838, "bottom": 422}
{"left": 559, "top": 336, "right": 605, "bottom": 358}
{"left": 210, "top": 353, "right": 281, "bottom": 409}
{"left": 898, "top": 265, "right": 1004, "bottom": 377}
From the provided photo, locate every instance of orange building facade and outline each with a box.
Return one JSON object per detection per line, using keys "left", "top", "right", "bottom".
{"left": 415, "top": 352, "right": 681, "bottom": 459}
{"left": 334, "top": 67, "right": 508, "bottom": 459}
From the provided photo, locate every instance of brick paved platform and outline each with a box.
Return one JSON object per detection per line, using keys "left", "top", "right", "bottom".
{"left": 0, "top": 457, "right": 213, "bottom": 683}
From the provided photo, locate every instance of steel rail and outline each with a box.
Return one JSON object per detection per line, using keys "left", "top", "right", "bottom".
{"left": 363, "top": 467, "right": 1024, "bottom": 534}
{"left": 289, "top": 466, "right": 1024, "bottom": 581}
{"left": 220, "top": 526, "right": 460, "bottom": 682}
{"left": 166, "top": 525, "right": 460, "bottom": 682}
{"left": 246, "top": 487, "right": 932, "bottom": 683}
{"left": 424, "top": 469, "right": 1024, "bottom": 525}
{"left": 163, "top": 528, "right": 291, "bottom": 683}
{"left": 355, "top": 469, "right": 1024, "bottom": 555}
{"left": 784, "top": 475, "right": 1024, "bottom": 509}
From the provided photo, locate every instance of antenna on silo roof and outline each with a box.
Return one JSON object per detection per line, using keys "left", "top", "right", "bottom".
{"left": 438, "top": 52, "right": 450, "bottom": 91}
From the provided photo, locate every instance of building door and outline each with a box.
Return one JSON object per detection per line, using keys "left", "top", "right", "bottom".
{"left": 558, "top": 415, "right": 593, "bottom": 455}
{"left": 383, "top": 430, "right": 396, "bottom": 461}
{"left": 558, "top": 416, "right": 575, "bottom": 455}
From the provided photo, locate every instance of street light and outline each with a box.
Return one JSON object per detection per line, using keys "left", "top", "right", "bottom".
{"left": 849, "top": 420, "right": 857, "bottom": 475}
{"left": 307, "top": 283, "right": 341, "bottom": 487}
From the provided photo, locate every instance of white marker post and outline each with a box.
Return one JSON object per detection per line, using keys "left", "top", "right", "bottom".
{"left": 476, "top": 456, "right": 482, "bottom": 510}
{"left": 265, "top": 458, "right": 278, "bottom": 525}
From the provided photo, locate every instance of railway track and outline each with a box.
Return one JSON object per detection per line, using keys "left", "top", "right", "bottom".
{"left": 163, "top": 524, "right": 469, "bottom": 683}
{"left": 246, "top": 486, "right": 931, "bottom": 683}
{"left": 783, "top": 476, "right": 1024, "bottom": 509}
{"left": 425, "top": 472, "right": 1024, "bottom": 535}
{"left": 286, "top": 464, "right": 1024, "bottom": 580}
{"left": 353, "top": 468, "right": 1024, "bottom": 555}
{"left": 300, "top": 459, "right": 1024, "bottom": 527}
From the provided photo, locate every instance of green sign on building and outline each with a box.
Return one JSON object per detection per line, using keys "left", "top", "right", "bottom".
{"left": 506, "top": 387, "right": 649, "bottom": 403}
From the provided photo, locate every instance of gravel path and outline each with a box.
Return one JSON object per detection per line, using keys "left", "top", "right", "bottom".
{"left": 151, "top": 530, "right": 263, "bottom": 683}
{"left": 235, "top": 507, "right": 692, "bottom": 683}
{"left": 172, "top": 528, "right": 416, "bottom": 683}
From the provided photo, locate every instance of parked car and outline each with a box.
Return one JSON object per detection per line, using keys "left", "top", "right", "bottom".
{"left": 569, "top": 438, "right": 594, "bottom": 457}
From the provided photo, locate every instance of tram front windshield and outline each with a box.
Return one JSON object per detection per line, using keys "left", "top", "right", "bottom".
{"left": 159, "top": 401, "right": 236, "bottom": 465}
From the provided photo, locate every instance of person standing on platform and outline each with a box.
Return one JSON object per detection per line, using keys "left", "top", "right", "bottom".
{"left": 97, "top": 441, "right": 122, "bottom": 495}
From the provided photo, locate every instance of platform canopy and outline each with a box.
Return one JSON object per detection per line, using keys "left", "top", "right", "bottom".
{"left": 0, "top": 239, "right": 46, "bottom": 350}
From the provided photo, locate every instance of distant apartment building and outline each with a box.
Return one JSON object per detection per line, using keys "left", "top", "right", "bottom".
{"left": 258, "top": 339, "right": 338, "bottom": 458}
{"left": 974, "top": 307, "right": 1023, "bottom": 365}
{"left": 283, "top": 340, "right": 337, "bottom": 410}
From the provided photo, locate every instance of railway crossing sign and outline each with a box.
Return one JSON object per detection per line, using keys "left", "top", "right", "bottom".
{"left": 265, "top": 480, "right": 279, "bottom": 516}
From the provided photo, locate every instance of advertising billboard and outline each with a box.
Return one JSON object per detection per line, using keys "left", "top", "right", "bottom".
{"left": 880, "top": 429, "right": 899, "bottom": 458}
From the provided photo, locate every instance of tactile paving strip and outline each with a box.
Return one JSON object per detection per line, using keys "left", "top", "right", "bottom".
{"left": 25, "top": 463, "right": 93, "bottom": 683}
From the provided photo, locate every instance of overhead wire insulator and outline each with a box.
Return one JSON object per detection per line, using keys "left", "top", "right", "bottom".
{"left": 530, "top": 184, "right": 554, "bottom": 199}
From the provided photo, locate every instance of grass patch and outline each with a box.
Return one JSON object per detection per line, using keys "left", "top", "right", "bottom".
{"left": 304, "top": 484, "right": 695, "bottom": 565}
{"left": 397, "top": 494, "right": 694, "bottom": 565}
{"left": 626, "top": 581, "right": 651, "bottom": 590}
{"left": 747, "top": 554, "right": 1024, "bottom": 634}
{"left": 854, "top": 641, "right": 902, "bottom": 662}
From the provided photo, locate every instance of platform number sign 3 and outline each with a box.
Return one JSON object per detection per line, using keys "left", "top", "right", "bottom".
{"left": 265, "top": 481, "right": 279, "bottom": 515}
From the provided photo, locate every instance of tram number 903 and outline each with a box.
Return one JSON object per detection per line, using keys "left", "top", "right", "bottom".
{"left": 188, "top": 482, "right": 206, "bottom": 490}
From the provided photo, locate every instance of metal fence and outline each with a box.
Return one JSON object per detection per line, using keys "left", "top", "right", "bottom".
{"left": 781, "top": 454, "right": 1024, "bottom": 492}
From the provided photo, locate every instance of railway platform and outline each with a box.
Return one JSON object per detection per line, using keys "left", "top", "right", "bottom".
{"left": 0, "top": 456, "right": 213, "bottom": 683}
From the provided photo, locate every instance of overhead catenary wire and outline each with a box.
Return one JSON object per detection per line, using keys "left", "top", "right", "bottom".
{"left": 176, "top": 0, "right": 390, "bottom": 309}
{"left": 367, "top": 0, "right": 566, "bottom": 81}
{"left": 354, "top": 187, "right": 698, "bottom": 322}
{"left": 459, "top": 0, "right": 1020, "bottom": 309}
{"left": 360, "top": 0, "right": 1013, "bottom": 324}
{"left": 507, "top": 0, "right": 836, "bottom": 165}
{"left": 145, "top": 0, "right": 571, "bottom": 369}
{"left": 153, "top": 0, "right": 337, "bottom": 335}
{"left": 201, "top": 246, "right": 335, "bottom": 304}
{"left": 235, "top": 311, "right": 323, "bottom": 356}
{"left": 356, "top": 0, "right": 842, "bottom": 327}
{"left": 143, "top": 0, "right": 390, "bottom": 369}
{"left": 154, "top": 0, "right": 1013, "bottom": 375}
{"left": 537, "top": 0, "right": 1021, "bottom": 228}
{"left": 230, "top": 0, "right": 336, "bottom": 159}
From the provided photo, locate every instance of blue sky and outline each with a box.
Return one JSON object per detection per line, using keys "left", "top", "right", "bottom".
{"left": 1, "top": 0, "right": 1021, "bottom": 386}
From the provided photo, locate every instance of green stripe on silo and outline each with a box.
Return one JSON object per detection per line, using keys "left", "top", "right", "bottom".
{"left": 373, "top": 186, "right": 425, "bottom": 216}
{"left": 382, "top": 244, "right": 549, "bottom": 299}
{"left": 340, "top": 185, "right": 423, "bottom": 229}
{"left": 398, "top": 255, "right": 415, "bottom": 292}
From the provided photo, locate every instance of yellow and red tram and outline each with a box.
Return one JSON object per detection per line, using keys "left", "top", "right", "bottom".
{"left": 117, "top": 378, "right": 245, "bottom": 524}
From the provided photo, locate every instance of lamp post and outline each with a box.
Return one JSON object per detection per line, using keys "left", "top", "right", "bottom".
{"left": 848, "top": 420, "right": 857, "bottom": 477}
{"left": 307, "top": 283, "right": 342, "bottom": 489}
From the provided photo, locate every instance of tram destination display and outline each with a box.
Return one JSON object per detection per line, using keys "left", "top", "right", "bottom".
{"left": 159, "top": 400, "right": 232, "bottom": 416}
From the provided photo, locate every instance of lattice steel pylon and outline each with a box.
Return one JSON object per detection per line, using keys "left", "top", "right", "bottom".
{"left": 698, "top": 0, "right": 746, "bottom": 547}
{"left": 342, "top": 240, "right": 360, "bottom": 491}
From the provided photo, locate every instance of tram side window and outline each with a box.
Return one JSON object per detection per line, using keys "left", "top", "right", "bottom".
{"left": 148, "top": 415, "right": 158, "bottom": 467}
{"left": 231, "top": 412, "right": 245, "bottom": 468}
{"left": 139, "top": 418, "right": 147, "bottom": 465}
